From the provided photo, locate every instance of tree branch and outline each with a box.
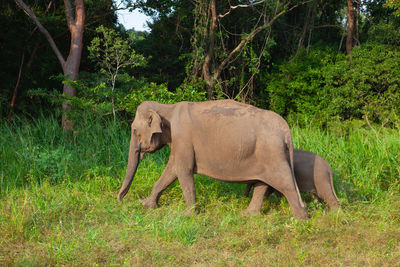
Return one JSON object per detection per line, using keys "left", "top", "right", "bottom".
{"left": 219, "top": 0, "right": 266, "bottom": 18}
{"left": 214, "top": 1, "right": 303, "bottom": 80}
{"left": 8, "top": 50, "right": 25, "bottom": 124}
{"left": 14, "top": 0, "right": 66, "bottom": 68}
{"left": 312, "top": 24, "right": 342, "bottom": 29}
{"left": 202, "top": 0, "right": 217, "bottom": 98}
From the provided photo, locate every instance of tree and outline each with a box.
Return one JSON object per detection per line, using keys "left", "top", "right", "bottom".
{"left": 15, "top": 0, "right": 85, "bottom": 129}
{"left": 88, "top": 26, "right": 146, "bottom": 121}
{"left": 189, "top": 0, "right": 303, "bottom": 99}
{"left": 346, "top": 0, "right": 355, "bottom": 54}
{"left": 8, "top": 1, "right": 55, "bottom": 123}
{"left": 123, "top": 0, "right": 345, "bottom": 102}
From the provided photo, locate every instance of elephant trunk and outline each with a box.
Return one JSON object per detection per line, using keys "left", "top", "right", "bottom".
{"left": 117, "top": 136, "right": 140, "bottom": 201}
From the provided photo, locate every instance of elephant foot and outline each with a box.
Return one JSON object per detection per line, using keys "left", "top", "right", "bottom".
{"left": 140, "top": 198, "right": 158, "bottom": 209}
{"left": 328, "top": 202, "right": 341, "bottom": 211}
{"left": 293, "top": 209, "right": 309, "bottom": 221}
{"left": 183, "top": 207, "right": 199, "bottom": 216}
{"left": 241, "top": 209, "right": 261, "bottom": 217}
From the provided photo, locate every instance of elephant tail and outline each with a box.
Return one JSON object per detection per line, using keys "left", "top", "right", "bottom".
{"left": 327, "top": 167, "right": 341, "bottom": 209}
{"left": 285, "top": 131, "right": 305, "bottom": 210}
{"left": 285, "top": 132, "right": 294, "bottom": 175}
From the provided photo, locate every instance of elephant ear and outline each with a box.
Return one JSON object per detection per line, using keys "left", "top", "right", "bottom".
{"left": 148, "top": 110, "right": 162, "bottom": 135}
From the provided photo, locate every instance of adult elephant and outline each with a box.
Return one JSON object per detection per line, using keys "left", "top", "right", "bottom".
{"left": 117, "top": 100, "right": 307, "bottom": 219}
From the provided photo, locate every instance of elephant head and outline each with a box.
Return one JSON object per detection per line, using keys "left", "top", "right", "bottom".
{"left": 117, "top": 107, "right": 164, "bottom": 201}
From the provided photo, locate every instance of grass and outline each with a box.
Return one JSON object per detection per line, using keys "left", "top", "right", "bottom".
{"left": 1, "top": 115, "right": 399, "bottom": 265}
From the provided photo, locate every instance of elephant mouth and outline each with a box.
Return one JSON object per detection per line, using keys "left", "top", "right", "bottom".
{"left": 140, "top": 143, "right": 160, "bottom": 156}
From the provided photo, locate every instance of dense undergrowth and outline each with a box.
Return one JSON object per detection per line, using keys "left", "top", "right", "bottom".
{"left": 1, "top": 116, "right": 399, "bottom": 265}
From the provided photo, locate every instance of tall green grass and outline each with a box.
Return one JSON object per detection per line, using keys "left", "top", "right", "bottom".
{"left": 1, "top": 116, "right": 398, "bottom": 199}
{"left": 291, "top": 121, "right": 400, "bottom": 200}
{"left": 1, "top": 116, "right": 399, "bottom": 265}
{"left": 0, "top": 116, "right": 131, "bottom": 194}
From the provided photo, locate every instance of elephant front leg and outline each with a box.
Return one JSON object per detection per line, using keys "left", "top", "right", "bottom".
{"left": 171, "top": 143, "right": 198, "bottom": 215}
{"left": 242, "top": 182, "right": 268, "bottom": 216}
{"left": 141, "top": 163, "right": 177, "bottom": 209}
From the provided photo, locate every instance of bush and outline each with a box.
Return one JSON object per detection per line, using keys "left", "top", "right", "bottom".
{"left": 27, "top": 72, "right": 207, "bottom": 125}
{"left": 66, "top": 74, "right": 206, "bottom": 121}
{"left": 320, "top": 44, "right": 400, "bottom": 126}
{"left": 367, "top": 21, "right": 400, "bottom": 46}
{"left": 263, "top": 45, "right": 400, "bottom": 127}
{"left": 120, "top": 81, "right": 207, "bottom": 115}
{"left": 263, "top": 48, "right": 335, "bottom": 117}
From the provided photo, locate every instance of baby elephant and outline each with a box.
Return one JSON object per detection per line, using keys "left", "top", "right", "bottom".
{"left": 245, "top": 149, "right": 340, "bottom": 209}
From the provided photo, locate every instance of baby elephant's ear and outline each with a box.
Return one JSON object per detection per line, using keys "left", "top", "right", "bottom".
{"left": 148, "top": 110, "right": 162, "bottom": 135}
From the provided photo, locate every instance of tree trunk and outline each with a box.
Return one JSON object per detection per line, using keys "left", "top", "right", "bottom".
{"left": 306, "top": 0, "right": 317, "bottom": 53}
{"left": 191, "top": 1, "right": 301, "bottom": 99}
{"left": 61, "top": 0, "right": 85, "bottom": 130}
{"left": 15, "top": 0, "right": 85, "bottom": 130}
{"left": 346, "top": 0, "right": 355, "bottom": 54}
{"left": 201, "top": 0, "right": 217, "bottom": 99}
{"left": 354, "top": 0, "right": 360, "bottom": 46}
{"left": 8, "top": 1, "right": 52, "bottom": 123}
{"left": 27, "top": 42, "right": 39, "bottom": 68}
{"left": 296, "top": 1, "right": 313, "bottom": 55}
{"left": 8, "top": 51, "right": 25, "bottom": 124}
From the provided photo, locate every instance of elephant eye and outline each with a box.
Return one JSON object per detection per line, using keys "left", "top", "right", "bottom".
{"left": 133, "top": 129, "right": 141, "bottom": 139}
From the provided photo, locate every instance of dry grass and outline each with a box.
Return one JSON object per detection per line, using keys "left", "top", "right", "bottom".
{"left": 1, "top": 181, "right": 399, "bottom": 266}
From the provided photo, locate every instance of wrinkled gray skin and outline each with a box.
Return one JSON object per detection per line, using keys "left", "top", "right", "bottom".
{"left": 117, "top": 100, "right": 308, "bottom": 219}
{"left": 244, "top": 149, "right": 340, "bottom": 210}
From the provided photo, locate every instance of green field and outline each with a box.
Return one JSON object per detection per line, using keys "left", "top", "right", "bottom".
{"left": 1, "top": 117, "right": 399, "bottom": 265}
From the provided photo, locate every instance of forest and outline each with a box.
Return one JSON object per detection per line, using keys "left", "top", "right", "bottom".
{"left": 1, "top": 0, "right": 400, "bottom": 265}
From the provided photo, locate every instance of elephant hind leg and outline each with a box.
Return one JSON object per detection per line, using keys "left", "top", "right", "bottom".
{"left": 316, "top": 190, "right": 340, "bottom": 210}
{"left": 177, "top": 172, "right": 199, "bottom": 215}
{"left": 260, "top": 163, "right": 308, "bottom": 220}
{"left": 314, "top": 170, "right": 340, "bottom": 210}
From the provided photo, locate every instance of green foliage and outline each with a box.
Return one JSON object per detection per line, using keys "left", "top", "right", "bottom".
{"left": 321, "top": 44, "right": 400, "bottom": 126}
{"left": 384, "top": 0, "right": 400, "bottom": 16}
{"left": 264, "top": 44, "right": 400, "bottom": 127}
{"left": 0, "top": 0, "right": 117, "bottom": 118}
{"left": 291, "top": 120, "right": 400, "bottom": 199}
{"left": 88, "top": 26, "right": 146, "bottom": 77}
{"left": 44, "top": 73, "right": 205, "bottom": 122}
{"left": 132, "top": 1, "right": 194, "bottom": 89}
{"left": 367, "top": 21, "right": 400, "bottom": 46}
{"left": 0, "top": 115, "right": 130, "bottom": 193}
{"left": 88, "top": 26, "right": 147, "bottom": 119}
{"left": 264, "top": 48, "right": 335, "bottom": 116}
{"left": 121, "top": 82, "right": 207, "bottom": 115}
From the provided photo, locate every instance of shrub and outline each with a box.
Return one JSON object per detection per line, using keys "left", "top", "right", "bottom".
{"left": 320, "top": 44, "right": 400, "bottom": 126}
{"left": 263, "top": 45, "right": 400, "bottom": 127}
{"left": 27, "top": 72, "right": 207, "bottom": 125}
{"left": 263, "top": 47, "right": 335, "bottom": 117}
{"left": 367, "top": 21, "right": 400, "bottom": 47}
{"left": 121, "top": 82, "right": 207, "bottom": 115}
